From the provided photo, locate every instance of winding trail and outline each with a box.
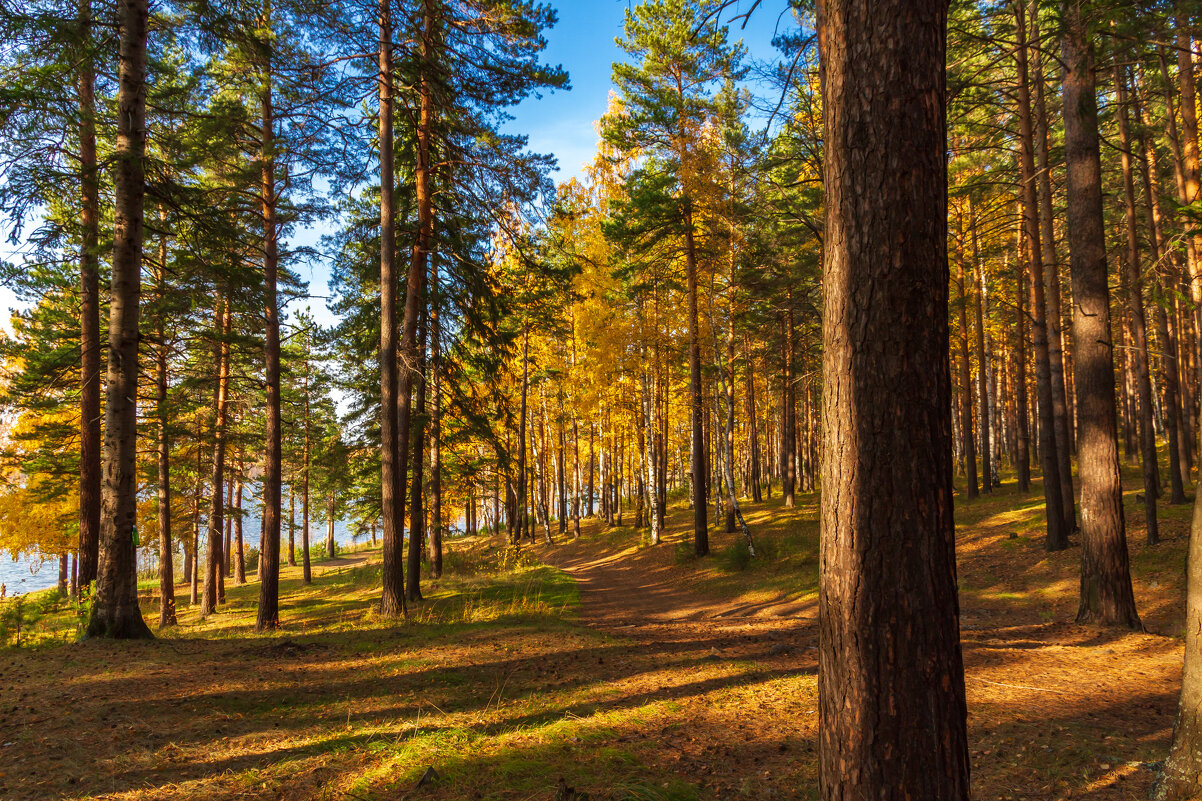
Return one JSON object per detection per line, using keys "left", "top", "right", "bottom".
{"left": 538, "top": 531, "right": 816, "bottom": 662}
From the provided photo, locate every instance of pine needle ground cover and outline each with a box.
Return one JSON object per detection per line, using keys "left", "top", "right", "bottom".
{"left": 0, "top": 477, "right": 1186, "bottom": 800}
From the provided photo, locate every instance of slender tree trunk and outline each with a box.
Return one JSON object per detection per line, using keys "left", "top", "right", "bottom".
{"left": 406, "top": 301, "right": 428, "bottom": 601}
{"left": 1014, "top": 228, "right": 1031, "bottom": 493}
{"left": 234, "top": 475, "right": 246, "bottom": 584}
{"left": 255, "top": 6, "right": 284, "bottom": 630}
{"left": 326, "top": 494, "right": 335, "bottom": 559}
{"left": 685, "top": 212, "right": 709, "bottom": 555}
{"left": 971, "top": 202, "right": 993, "bottom": 493}
{"left": 956, "top": 211, "right": 978, "bottom": 498}
{"left": 518, "top": 325, "right": 530, "bottom": 542}
{"left": 190, "top": 440, "right": 201, "bottom": 606}
{"left": 378, "top": 0, "right": 406, "bottom": 618}
{"left": 1135, "top": 81, "right": 1188, "bottom": 503}
{"left": 817, "top": 0, "right": 969, "bottom": 795}
{"left": 1061, "top": 1, "right": 1140, "bottom": 628}
{"left": 1178, "top": 12, "right": 1202, "bottom": 456}
{"left": 1016, "top": 5, "right": 1065, "bottom": 545}
{"left": 77, "top": 0, "right": 101, "bottom": 591}
{"left": 1115, "top": 62, "right": 1160, "bottom": 543}
{"left": 202, "top": 299, "right": 231, "bottom": 616}
{"left": 396, "top": 0, "right": 434, "bottom": 594}
{"left": 302, "top": 355, "right": 312, "bottom": 584}
{"left": 1033, "top": 9, "right": 1076, "bottom": 531}
{"left": 783, "top": 308, "right": 797, "bottom": 506}
{"left": 286, "top": 482, "right": 296, "bottom": 566}
{"left": 588, "top": 425, "right": 595, "bottom": 518}
{"left": 86, "top": 0, "right": 152, "bottom": 639}
{"left": 155, "top": 221, "right": 175, "bottom": 628}
{"left": 429, "top": 260, "right": 443, "bottom": 578}
{"left": 1157, "top": 19, "right": 1202, "bottom": 799}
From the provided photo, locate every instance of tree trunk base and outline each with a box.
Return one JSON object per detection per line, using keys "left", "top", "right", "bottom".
{"left": 85, "top": 606, "right": 154, "bottom": 640}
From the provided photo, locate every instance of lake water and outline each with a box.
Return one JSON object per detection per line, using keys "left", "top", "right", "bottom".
{"left": 0, "top": 513, "right": 375, "bottom": 598}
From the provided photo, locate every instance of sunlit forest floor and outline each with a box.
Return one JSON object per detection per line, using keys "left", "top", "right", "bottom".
{"left": 0, "top": 459, "right": 1189, "bottom": 800}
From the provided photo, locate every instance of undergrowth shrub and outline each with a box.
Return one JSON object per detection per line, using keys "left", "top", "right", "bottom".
{"left": 719, "top": 539, "right": 753, "bottom": 572}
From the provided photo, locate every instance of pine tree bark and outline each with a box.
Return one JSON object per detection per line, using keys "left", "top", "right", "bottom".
{"left": 956, "top": 211, "right": 978, "bottom": 499}
{"left": 234, "top": 475, "right": 246, "bottom": 584}
{"left": 378, "top": 0, "right": 406, "bottom": 617}
{"left": 1061, "top": 0, "right": 1140, "bottom": 628}
{"left": 816, "top": 0, "right": 969, "bottom": 796}
{"left": 1033, "top": 7, "right": 1076, "bottom": 531}
{"left": 202, "top": 299, "right": 231, "bottom": 616}
{"left": 1016, "top": 1, "right": 1065, "bottom": 545}
{"left": 255, "top": 10, "right": 284, "bottom": 630}
{"left": 406, "top": 301, "right": 428, "bottom": 601}
{"left": 155, "top": 235, "right": 175, "bottom": 628}
{"left": 1157, "top": 14, "right": 1202, "bottom": 799}
{"left": 1135, "top": 82, "right": 1188, "bottom": 503}
{"left": 86, "top": 0, "right": 152, "bottom": 639}
{"left": 1115, "top": 63, "right": 1160, "bottom": 543}
{"left": 429, "top": 260, "right": 443, "bottom": 578}
{"left": 77, "top": 0, "right": 101, "bottom": 590}
{"left": 301, "top": 354, "right": 312, "bottom": 584}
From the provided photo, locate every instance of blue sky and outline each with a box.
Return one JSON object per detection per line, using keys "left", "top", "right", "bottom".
{"left": 1, "top": 0, "right": 795, "bottom": 333}
{"left": 515, "top": 0, "right": 792, "bottom": 182}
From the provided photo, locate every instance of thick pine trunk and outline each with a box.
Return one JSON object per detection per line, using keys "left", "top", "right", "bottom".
{"left": 86, "top": 0, "right": 152, "bottom": 639}
{"left": 255, "top": 26, "right": 284, "bottom": 630}
{"left": 1061, "top": 0, "right": 1140, "bottom": 628}
{"left": 816, "top": 0, "right": 969, "bottom": 796}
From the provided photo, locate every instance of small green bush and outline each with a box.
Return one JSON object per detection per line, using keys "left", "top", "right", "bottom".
{"left": 719, "top": 539, "right": 753, "bottom": 572}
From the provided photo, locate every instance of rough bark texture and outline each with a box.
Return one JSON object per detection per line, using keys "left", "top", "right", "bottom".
{"left": 378, "top": 0, "right": 406, "bottom": 618}
{"left": 301, "top": 359, "right": 312, "bottom": 584}
{"left": 429, "top": 260, "right": 443, "bottom": 578}
{"left": 1157, "top": 13, "right": 1202, "bottom": 798}
{"left": 970, "top": 204, "right": 992, "bottom": 494}
{"left": 1135, "top": 85, "right": 1188, "bottom": 504}
{"left": 394, "top": 0, "right": 434, "bottom": 601}
{"left": 1016, "top": 3, "right": 1066, "bottom": 549}
{"left": 816, "top": 0, "right": 969, "bottom": 797}
{"left": 1115, "top": 64, "right": 1159, "bottom": 544}
{"left": 156, "top": 229, "right": 175, "bottom": 628}
{"left": 957, "top": 222, "right": 977, "bottom": 498}
{"left": 1033, "top": 9, "right": 1076, "bottom": 532}
{"left": 1061, "top": 0, "right": 1140, "bottom": 629}
{"left": 406, "top": 304, "right": 428, "bottom": 602}
{"left": 255, "top": 28, "right": 284, "bottom": 631}
{"left": 86, "top": 0, "right": 152, "bottom": 640}
{"left": 202, "top": 300, "right": 231, "bottom": 616}
{"left": 686, "top": 215, "right": 708, "bottom": 556}
{"left": 77, "top": 0, "right": 101, "bottom": 591}
{"left": 1159, "top": 491, "right": 1202, "bottom": 800}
